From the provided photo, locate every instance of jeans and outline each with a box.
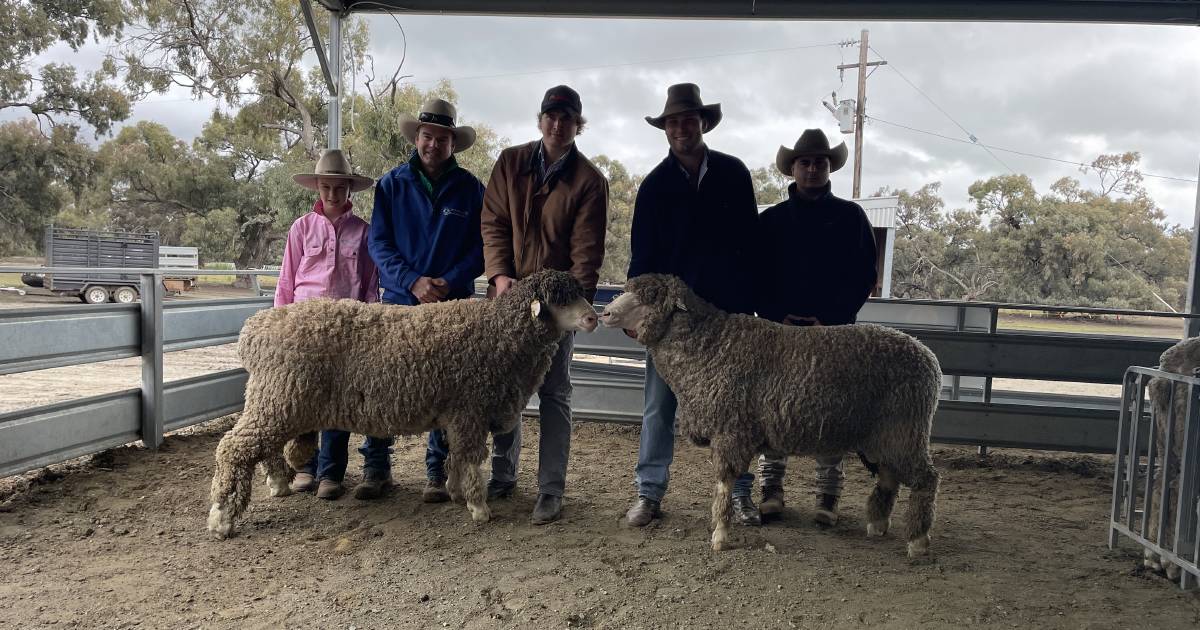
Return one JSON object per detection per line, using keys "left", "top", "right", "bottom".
{"left": 426, "top": 429, "right": 450, "bottom": 481}
{"left": 636, "top": 356, "right": 753, "bottom": 501}
{"left": 732, "top": 452, "right": 787, "bottom": 499}
{"left": 490, "top": 333, "right": 575, "bottom": 497}
{"left": 300, "top": 430, "right": 393, "bottom": 482}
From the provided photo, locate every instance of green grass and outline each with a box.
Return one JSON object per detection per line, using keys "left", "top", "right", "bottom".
{"left": 998, "top": 312, "right": 1183, "bottom": 339}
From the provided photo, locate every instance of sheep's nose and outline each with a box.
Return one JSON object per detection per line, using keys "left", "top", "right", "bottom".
{"left": 580, "top": 311, "right": 599, "bottom": 332}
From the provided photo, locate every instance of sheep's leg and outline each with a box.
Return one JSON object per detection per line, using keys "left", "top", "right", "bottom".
{"left": 866, "top": 465, "right": 900, "bottom": 537}
{"left": 709, "top": 438, "right": 750, "bottom": 551}
{"left": 446, "top": 424, "right": 490, "bottom": 523}
{"left": 283, "top": 432, "right": 318, "bottom": 471}
{"left": 207, "top": 416, "right": 288, "bottom": 539}
{"left": 260, "top": 449, "right": 293, "bottom": 498}
{"left": 900, "top": 458, "right": 940, "bottom": 557}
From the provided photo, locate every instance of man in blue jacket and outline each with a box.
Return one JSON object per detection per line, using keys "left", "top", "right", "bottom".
{"left": 623, "top": 83, "right": 760, "bottom": 527}
{"left": 368, "top": 98, "right": 485, "bottom": 501}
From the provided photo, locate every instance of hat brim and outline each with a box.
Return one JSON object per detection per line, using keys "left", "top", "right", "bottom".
{"left": 775, "top": 141, "right": 849, "bottom": 175}
{"left": 293, "top": 173, "right": 375, "bottom": 193}
{"left": 645, "top": 103, "right": 722, "bottom": 133}
{"left": 399, "top": 115, "right": 476, "bottom": 153}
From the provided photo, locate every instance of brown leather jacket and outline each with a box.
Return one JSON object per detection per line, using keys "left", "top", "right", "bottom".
{"left": 481, "top": 141, "right": 608, "bottom": 300}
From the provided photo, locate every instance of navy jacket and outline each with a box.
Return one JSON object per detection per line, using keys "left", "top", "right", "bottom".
{"left": 755, "top": 183, "right": 878, "bottom": 326}
{"left": 368, "top": 157, "right": 485, "bottom": 305}
{"left": 627, "top": 149, "right": 757, "bottom": 314}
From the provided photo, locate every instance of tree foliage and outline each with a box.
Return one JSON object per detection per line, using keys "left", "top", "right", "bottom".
{"left": 1, "top": 0, "right": 133, "bottom": 134}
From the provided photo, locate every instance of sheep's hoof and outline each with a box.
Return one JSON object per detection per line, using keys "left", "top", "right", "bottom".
{"left": 906, "top": 534, "right": 931, "bottom": 557}
{"left": 468, "top": 503, "right": 491, "bottom": 523}
{"left": 266, "top": 475, "right": 292, "bottom": 498}
{"left": 867, "top": 519, "right": 890, "bottom": 537}
{"left": 447, "top": 488, "right": 463, "bottom": 503}
{"left": 207, "top": 503, "right": 234, "bottom": 540}
{"left": 1143, "top": 549, "right": 1163, "bottom": 571}
{"left": 711, "top": 530, "right": 732, "bottom": 551}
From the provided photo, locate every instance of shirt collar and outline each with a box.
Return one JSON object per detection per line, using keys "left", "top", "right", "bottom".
{"left": 670, "top": 147, "right": 709, "bottom": 188}
{"left": 534, "top": 141, "right": 574, "bottom": 185}
{"left": 314, "top": 199, "right": 354, "bottom": 223}
{"left": 788, "top": 181, "right": 833, "bottom": 203}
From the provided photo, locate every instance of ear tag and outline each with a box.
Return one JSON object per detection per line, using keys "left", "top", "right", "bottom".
{"left": 675, "top": 298, "right": 688, "bottom": 312}
{"left": 530, "top": 300, "right": 542, "bottom": 319}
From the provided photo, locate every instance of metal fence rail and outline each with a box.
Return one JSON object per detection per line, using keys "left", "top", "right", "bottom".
{"left": 1109, "top": 367, "right": 1200, "bottom": 590}
{"left": 0, "top": 265, "right": 1193, "bottom": 479}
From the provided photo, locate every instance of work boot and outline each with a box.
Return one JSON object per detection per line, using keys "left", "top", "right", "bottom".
{"left": 531, "top": 494, "right": 562, "bottom": 525}
{"left": 487, "top": 479, "right": 516, "bottom": 500}
{"left": 625, "top": 496, "right": 661, "bottom": 527}
{"left": 289, "top": 471, "right": 317, "bottom": 493}
{"left": 760, "top": 485, "right": 785, "bottom": 520}
{"left": 732, "top": 495, "right": 762, "bottom": 526}
{"left": 352, "top": 475, "right": 392, "bottom": 500}
{"left": 813, "top": 492, "right": 840, "bottom": 527}
{"left": 316, "top": 478, "right": 344, "bottom": 500}
{"left": 422, "top": 478, "right": 450, "bottom": 503}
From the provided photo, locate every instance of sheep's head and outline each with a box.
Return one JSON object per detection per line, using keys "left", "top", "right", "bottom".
{"left": 600, "top": 274, "right": 708, "bottom": 343}
{"left": 502, "top": 269, "right": 598, "bottom": 333}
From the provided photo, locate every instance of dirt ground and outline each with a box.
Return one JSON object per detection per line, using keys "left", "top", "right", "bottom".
{"left": 1, "top": 418, "right": 1199, "bottom": 630}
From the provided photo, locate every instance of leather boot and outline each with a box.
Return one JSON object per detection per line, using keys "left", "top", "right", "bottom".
{"left": 732, "top": 495, "right": 762, "bottom": 526}
{"left": 625, "top": 496, "right": 661, "bottom": 527}
{"left": 760, "top": 485, "right": 785, "bottom": 520}
{"left": 814, "top": 493, "right": 840, "bottom": 527}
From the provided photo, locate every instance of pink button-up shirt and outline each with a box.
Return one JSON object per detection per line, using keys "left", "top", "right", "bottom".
{"left": 274, "top": 201, "right": 380, "bottom": 306}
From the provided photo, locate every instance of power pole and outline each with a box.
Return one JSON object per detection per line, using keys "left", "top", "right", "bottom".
{"left": 836, "top": 29, "right": 886, "bottom": 198}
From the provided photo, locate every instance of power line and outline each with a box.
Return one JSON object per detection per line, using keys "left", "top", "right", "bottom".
{"left": 869, "top": 44, "right": 1016, "bottom": 174}
{"left": 408, "top": 41, "right": 848, "bottom": 84}
{"left": 866, "top": 114, "right": 1199, "bottom": 184}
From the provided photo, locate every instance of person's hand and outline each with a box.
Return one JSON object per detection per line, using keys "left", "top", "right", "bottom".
{"left": 783, "top": 314, "right": 822, "bottom": 327}
{"left": 492, "top": 274, "right": 515, "bottom": 298}
{"left": 622, "top": 328, "right": 638, "bottom": 340}
{"left": 412, "top": 276, "right": 449, "bottom": 303}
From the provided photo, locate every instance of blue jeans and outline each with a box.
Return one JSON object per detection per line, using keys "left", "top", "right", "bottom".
{"left": 636, "top": 356, "right": 751, "bottom": 502}
{"left": 301, "top": 430, "right": 394, "bottom": 482}
{"left": 426, "top": 429, "right": 449, "bottom": 482}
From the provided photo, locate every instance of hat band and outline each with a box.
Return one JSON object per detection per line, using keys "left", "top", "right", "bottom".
{"left": 418, "top": 112, "right": 454, "bottom": 127}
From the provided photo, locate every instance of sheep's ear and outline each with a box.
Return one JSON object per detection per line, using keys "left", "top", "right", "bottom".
{"left": 530, "top": 300, "right": 543, "bottom": 319}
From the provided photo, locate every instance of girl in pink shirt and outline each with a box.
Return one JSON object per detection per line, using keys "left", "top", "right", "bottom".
{"left": 277, "top": 150, "right": 392, "bottom": 500}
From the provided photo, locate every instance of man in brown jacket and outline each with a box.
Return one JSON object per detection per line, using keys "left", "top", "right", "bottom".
{"left": 481, "top": 84, "right": 608, "bottom": 524}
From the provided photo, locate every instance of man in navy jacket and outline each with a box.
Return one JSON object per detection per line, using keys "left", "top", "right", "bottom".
{"left": 624, "top": 84, "right": 759, "bottom": 527}
{"left": 368, "top": 98, "right": 485, "bottom": 501}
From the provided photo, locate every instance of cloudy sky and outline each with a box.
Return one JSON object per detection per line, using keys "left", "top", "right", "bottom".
{"left": 29, "top": 14, "right": 1200, "bottom": 224}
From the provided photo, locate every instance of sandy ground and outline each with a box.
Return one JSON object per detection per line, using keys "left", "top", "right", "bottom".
{"left": 1, "top": 419, "right": 1198, "bottom": 629}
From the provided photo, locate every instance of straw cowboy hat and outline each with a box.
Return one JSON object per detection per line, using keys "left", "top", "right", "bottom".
{"left": 292, "top": 149, "right": 374, "bottom": 192}
{"left": 399, "top": 98, "right": 476, "bottom": 153}
{"left": 776, "top": 129, "right": 849, "bottom": 175}
{"left": 645, "top": 83, "right": 722, "bottom": 132}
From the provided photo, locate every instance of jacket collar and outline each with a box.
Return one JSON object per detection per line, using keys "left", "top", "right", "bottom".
{"left": 518, "top": 140, "right": 580, "bottom": 184}
{"left": 788, "top": 181, "right": 834, "bottom": 203}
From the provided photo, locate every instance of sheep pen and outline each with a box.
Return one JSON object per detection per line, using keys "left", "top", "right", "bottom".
{"left": 600, "top": 274, "right": 942, "bottom": 556}
{"left": 207, "top": 269, "right": 598, "bottom": 539}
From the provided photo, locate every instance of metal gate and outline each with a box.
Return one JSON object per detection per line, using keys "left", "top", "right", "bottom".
{"left": 1110, "top": 367, "right": 1200, "bottom": 590}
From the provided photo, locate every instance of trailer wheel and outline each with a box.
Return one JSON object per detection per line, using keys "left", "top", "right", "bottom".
{"left": 112, "top": 286, "right": 138, "bottom": 304}
{"left": 82, "top": 285, "right": 110, "bottom": 305}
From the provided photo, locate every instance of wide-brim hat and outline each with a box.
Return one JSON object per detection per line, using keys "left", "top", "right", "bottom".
{"left": 775, "top": 129, "right": 849, "bottom": 175}
{"left": 645, "top": 83, "right": 722, "bottom": 132}
{"left": 292, "top": 149, "right": 374, "bottom": 192}
{"left": 399, "top": 98, "right": 476, "bottom": 153}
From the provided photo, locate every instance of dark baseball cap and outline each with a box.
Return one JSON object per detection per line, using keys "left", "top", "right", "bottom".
{"left": 540, "top": 85, "right": 582, "bottom": 116}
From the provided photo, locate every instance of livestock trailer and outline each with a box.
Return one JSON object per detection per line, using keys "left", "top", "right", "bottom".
{"left": 40, "top": 226, "right": 159, "bottom": 304}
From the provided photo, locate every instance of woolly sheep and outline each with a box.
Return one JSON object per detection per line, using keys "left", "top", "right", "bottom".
{"left": 600, "top": 274, "right": 943, "bottom": 556}
{"left": 1145, "top": 336, "right": 1200, "bottom": 580}
{"left": 207, "top": 270, "right": 598, "bottom": 539}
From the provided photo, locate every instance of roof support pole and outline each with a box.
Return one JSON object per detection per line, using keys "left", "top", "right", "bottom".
{"left": 1186, "top": 158, "right": 1200, "bottom": 338}
{"left": 327, "top": 10, "right": 343, "bottom": 149}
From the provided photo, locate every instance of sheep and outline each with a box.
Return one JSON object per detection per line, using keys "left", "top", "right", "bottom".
{"left": 207, "top": 269, "right": 598, "bottom": 539}
{"left": 599, "top": 273, "right": 942, "bottom": 556}
{"left": 1144, "top": 336, "right": 1200, "bottom": 581}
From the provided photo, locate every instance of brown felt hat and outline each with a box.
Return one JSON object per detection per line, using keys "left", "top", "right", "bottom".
{"left": 399, "top": 98, "right": 476, "bottom": 153}
{"left": 775, "top": 129, "right": 849, "bottom": 175}
{"left": 645, "top": 83, "right": 722, "bottom": 132}
{"left": 292, "top": 149, "right": 374, "bottom": 192}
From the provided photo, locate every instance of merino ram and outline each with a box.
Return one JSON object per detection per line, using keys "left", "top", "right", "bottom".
{"left": 600, "top": 273, "right": 942, "bottom": 556}
{"left": 207, "top": 270, "right": 597, "bottom": 539}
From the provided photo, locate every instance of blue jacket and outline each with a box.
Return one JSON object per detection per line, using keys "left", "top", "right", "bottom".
{"left": 368, "top": 158, "right": 485, "bottom": 305}
{"left": 627, "top": 149, "right": 758, "bottom": 314}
